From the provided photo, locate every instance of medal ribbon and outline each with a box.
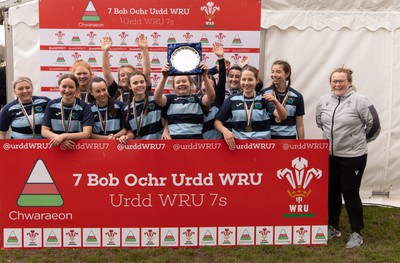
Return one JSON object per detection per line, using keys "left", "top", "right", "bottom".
{"left": 18, "top": 99, "right": 35, "bottom": 136}
{"left": 274, "top": 90, "right": 289, "bottom": 123}
{"left": 243, "top": 93, "right": 256, "bottom": 129}
{"left": 275, "top": 90, "right": 290, "bottom": 107}
{"left": 61, "top": 99, "right": 76, "bottom": 133}
{"left": 132, "top": 98, "right": 145, "bottom": 137}
{"left": 97, "top": 103, "right": 108, "bottom": 135}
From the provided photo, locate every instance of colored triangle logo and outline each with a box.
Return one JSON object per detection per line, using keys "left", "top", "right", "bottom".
{"left": 151, "top": 54, "right": 161, "bottom": 65}
{"left": 315, "top": 228, "right": 326, "bottom": 240}
{"left": 47, "top": 231, "right": 59, "bottom": 243}
{"left": 240, "top": 229, "right": 252, "bottom": 241}
{"left": 88, "top": 53, "right": 97, "bottom": 64}
{"left": 278, "top": 229, "right": 289, "bottom": 241}
{"left": 119, "top": 54, "right": 129, "bottom": 64}
{"left": 167, "top": 33, "right": 176, "bottom": 44}
{"left": 71, "top": 32, "right": 81, "bottom": 43}
{"left": 164, "top": 230, "right": 175, "bottom": 242}
{"left": 232, "top": 34, "right": 242, "bottom": 45}
{"left": 82, "top": 1, "right": 100, "bottom": 22}
{"left": 56, "top": 53, "right": 65, "bottom": 63}
{"left": 202, "top": 229, "right": 214, "bottom": 241}
{"left": 17, "top": 159, "right": 64, "bottom": 207}
{"left": 7, "top": 231, "right": 19, "bottom": 243}
{"left": 200, "top": 33, "right": 209, "bottom": 44}
{"left": 125, "top": 231, "right": 137, "bottom": 242}
{"left": 86, "top": 231, "right": 98, "bottom": 242}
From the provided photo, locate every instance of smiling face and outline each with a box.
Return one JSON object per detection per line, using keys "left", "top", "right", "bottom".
{"left": 173, "top": 76, "right": 192, "bottom": 96}
{"left": 59, "top": 77, "right": 78, "bottom": 104}
{"left": 90, "top": 81, "right": 109, "bottom": 106}
{"left": 74, "top": 66, "right": 92, "bottom": 89}
{"left": 119, "top": 66, "right": 135, "bottom": 89}
{"left": 228, "top": 68, "right": 241, "bottom": 90}
{"left": 129, "top": 73, "right": 147, "bottom": 100}
{"left": 330, "top": 72, "right": 351, "bottom": 96}
{"left": 271, "top": 64, "right": 289, "bottom": 91}
{"left": 14, "top": 81, "right": 33, "bottom": 104}
{"left": 241, "top": 70, "right": 257, "bottom": 97}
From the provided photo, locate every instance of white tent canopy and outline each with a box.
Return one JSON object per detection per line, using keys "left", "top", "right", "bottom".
{"left": 4, "top": 0, "right": 40, "bottom": 103}
{"left": 262, "top": 0, "right": 400, "bottom": 31}
{"left": 260, "top": 0, "right": 400, "bottom": 207}
{"left": 4, "top": 0, "right": 400, "bottom": 206}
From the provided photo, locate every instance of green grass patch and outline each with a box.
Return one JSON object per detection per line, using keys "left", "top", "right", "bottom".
{"left": 1, "top": 206, "right": 399, "bottom": 262}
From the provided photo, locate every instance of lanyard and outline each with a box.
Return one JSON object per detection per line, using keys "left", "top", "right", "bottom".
{"left": 274, "top": 90, "right": 289, "bottom": 123}
{"left": 18, "top": 99, "right": 35, "bottom": 136}
{"left": 61, "top": 99, "right": 76, "bottom": 133}
{"left": 243, "top": 93, "right": 255, "bottom": 132}
{"left": 132, "top": 98, "right": 145, "bottom": 137}
{"left": 274, "top": 90, "right": 290, "bottom": 107}
{"left": 97, "top": 103, "right": 108, "bottom": 135}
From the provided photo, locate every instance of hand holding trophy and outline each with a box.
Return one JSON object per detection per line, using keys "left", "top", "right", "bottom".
{"left": 167, "top": 42, "right": 202, "bottom": 76}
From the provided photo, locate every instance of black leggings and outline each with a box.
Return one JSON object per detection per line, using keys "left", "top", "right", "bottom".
{"left": 328, "top": 154, "right": 367, "bottom": 233}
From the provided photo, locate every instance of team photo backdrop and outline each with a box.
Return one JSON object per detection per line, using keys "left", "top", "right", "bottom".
{"left": 1, "top": 140, "right": 328, "bottom": 249}
{"left": 38, "top": 0, "right": 261, "bottom": 94}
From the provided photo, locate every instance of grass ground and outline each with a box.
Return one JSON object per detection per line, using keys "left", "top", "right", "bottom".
{"left": 1, "top": 206, "right": 399, "bottom": 263}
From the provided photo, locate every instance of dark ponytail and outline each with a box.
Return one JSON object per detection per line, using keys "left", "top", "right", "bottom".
{"left": 125, "top": 89, "right": 134, "bottom": 123}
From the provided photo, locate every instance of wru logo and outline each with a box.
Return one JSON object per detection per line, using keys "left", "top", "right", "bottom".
{"left": 277, "top": 157, "right": 322, "bottom": 202}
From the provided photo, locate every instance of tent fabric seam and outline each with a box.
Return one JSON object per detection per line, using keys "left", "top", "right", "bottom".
{"left": 261, "top": 9, "right": 400, "bottom": 31}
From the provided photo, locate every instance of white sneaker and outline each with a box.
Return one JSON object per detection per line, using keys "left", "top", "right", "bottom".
{"left": 328, "top": 225, "right": 341, "bottom": 240}
{"left": 346, "top": 232, "right": 363, "bottom": 248}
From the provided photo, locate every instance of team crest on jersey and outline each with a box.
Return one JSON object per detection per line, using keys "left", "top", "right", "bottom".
{"left": 254, "top": 102, "right": 262, "bottom": 109}
{"left": 187, "top": 97, "right": 195, "bottom": 103}
{"left": 148, "top": 103, "right": 155, "bottom": 110}
{"left": 72, "top": 113, "right": 79, "bottom": 120}
{"left": 287, "top": 97, "right": 294, "bottom": 105}
{"left": 34, "top": 106, "right": 43, "bottom": 113}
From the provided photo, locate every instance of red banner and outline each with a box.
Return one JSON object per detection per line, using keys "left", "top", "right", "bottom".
{"left": 0, "top": 140, "right": 328, "bottom": 248}
{"left": 38, "top": 0, "right": 261, "bottom": 94}
{"left": 39, "top": 0, "right": 261, "bottom": 30}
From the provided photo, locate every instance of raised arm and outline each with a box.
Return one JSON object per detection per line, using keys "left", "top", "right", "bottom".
{"left": 101, "top": 37, "right": 115, "bottom": 87}
{"left": 213, "top": 42, "right": 226, "bottom": 108}
{"left": 153, "top": 64, "right": 169, "bottom": 107}
{"left": 137, "top": 34, "right": 151, "bottom": 87}
{"left": 200, "top": 62, "right": 215, "bottom": 107}
{"left": 240, "top": 55, "right": 250, "bottom": 68}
